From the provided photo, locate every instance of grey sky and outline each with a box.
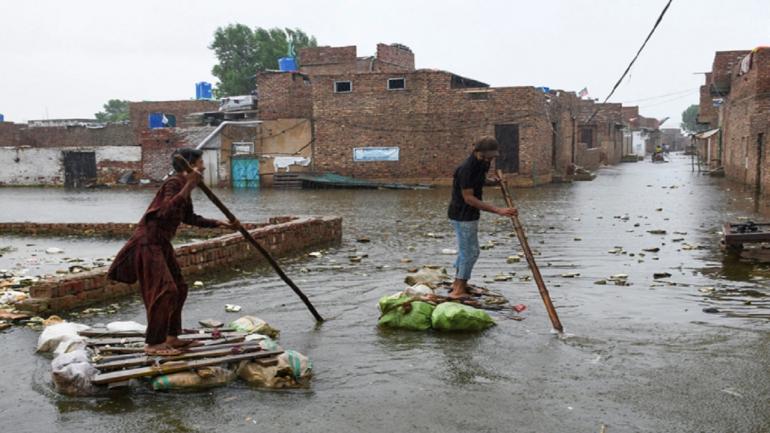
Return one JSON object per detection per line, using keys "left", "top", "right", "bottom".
{"left": 1, "top": 0, "right": 768, "bottom": 127}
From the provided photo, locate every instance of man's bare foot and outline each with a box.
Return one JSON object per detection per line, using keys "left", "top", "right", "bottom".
{"left": 145, "top": 343, "right": 183, "bottom": 356}
{"left": 448, "top": 279, "right": 470, "bottom": 299}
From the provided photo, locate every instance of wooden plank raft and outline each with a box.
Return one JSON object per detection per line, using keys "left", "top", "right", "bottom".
{"left": 79, "top": 327, "right": 237, "bottom": 338}
{"left": 85, "top": 332, "right": 246, "bottom": 346}
{"left": 94, "top": 338, "right": 249, "bottom": 362}
{"left": 94, "top": 344, "right": 274, "bottom": 371}
{"left": 92, "top": 350, "right": 283, "bottom": 385}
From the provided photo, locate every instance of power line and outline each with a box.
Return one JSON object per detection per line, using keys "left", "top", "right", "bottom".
{"left": 586, "top": 0, "right": 674, "bottom": 123}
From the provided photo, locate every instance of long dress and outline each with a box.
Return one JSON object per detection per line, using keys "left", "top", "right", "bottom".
{"left": 107, "top": 174, "right": 218, "bottom": 344}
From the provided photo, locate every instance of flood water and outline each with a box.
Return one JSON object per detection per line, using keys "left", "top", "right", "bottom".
{"left": 2, "top": 154, "right": 770, "bottom": 432}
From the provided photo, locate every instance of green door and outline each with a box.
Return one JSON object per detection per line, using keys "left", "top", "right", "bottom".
{"left": 231, "top": 157, "right": 259, "bottom": 188}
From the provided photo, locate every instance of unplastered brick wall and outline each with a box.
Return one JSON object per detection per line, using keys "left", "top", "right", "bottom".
{"left": 721, "top": 48, "right": 770, "bottom": 193}
{"left": 298, "top": 46, "right": 358, "bottom": 75}
{"left": 375, "top": 43, "right": 415, "bottom": 71}
{"left": 18, "top": 123, "right": 134, "bottom": 148}
{"left": 310, "top": 70, "right": 554, "bottom": 185}
{"left": 139, "top": 128, "right": 189, "bottom": 181}
{"left": 19, "top": 216, "right": 342, "bottom": 313}
{"left": 549, "top": 91, "right": 578, "bottom": 173}
{"left": 256, "top": 72, "right": 313, "bottom": 120}
{"left": 128, "top": 100, "right": 218, "bottom": 139}
{"left": 0, "top": 221, "right": 268, "bottom": 238}
{"left": 0, "top": 122, "right": 22, "bottom": 146}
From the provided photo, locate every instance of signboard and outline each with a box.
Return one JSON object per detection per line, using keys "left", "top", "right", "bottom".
{"left": 353, "top": 147, "right": 399, "bottom": 162}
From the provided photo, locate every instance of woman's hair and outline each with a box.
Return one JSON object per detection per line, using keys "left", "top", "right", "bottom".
{"left": 171, "top": 148, "right": 203, "bottom": 172}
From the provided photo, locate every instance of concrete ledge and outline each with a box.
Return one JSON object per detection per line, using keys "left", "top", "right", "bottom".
{"left": 15, "top": 215, "right": 342, "bottom": 313}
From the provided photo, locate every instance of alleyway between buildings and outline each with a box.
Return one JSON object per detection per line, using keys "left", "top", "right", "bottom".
{"left": 2, "top": 154, "right": 770, "bottom": 432}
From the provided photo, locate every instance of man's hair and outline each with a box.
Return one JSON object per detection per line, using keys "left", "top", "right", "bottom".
{"left": 473, "top": 136, "right": 499, "bottom": 152}
{"left": 172, "top": 148, "right": 203, "bottom": 172}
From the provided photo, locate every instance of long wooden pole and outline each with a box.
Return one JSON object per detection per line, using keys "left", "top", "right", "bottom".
{"left": 496, "top": 169, "right": 563, "bottom": 332}
{"left": 175, "top": 156, "right": 324, "bottom": 323}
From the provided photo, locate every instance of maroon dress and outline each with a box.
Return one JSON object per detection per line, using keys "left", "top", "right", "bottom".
{"left": 108, "top": 174, "right": 218, "bottom": 345}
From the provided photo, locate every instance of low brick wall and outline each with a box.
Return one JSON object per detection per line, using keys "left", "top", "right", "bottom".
{"left": 16, "top": 216, "right": 342, "bottom": 313}
{"left": 0, "top": 219, "right": 296, "bottom": 239}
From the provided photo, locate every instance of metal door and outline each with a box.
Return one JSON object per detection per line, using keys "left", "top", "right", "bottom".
{"left": 231, "top": 157, "right": 259, "bottom": 188}
{"left": 62, "top": 151, "right": 97, "bottom": 188}
{"left": 495, "top": 124, "right": 519, "bottom": 173}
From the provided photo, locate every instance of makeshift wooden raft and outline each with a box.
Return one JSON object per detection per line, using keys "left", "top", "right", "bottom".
{"left": 80, "top": 328, "right": 283, "bottom": 386}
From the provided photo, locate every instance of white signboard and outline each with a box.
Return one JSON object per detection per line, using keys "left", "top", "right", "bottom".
{"left": 353, "top": 147, "right": 399, "bottom": 162}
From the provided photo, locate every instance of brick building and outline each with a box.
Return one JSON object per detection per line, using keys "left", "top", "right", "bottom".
{"left": 720, "top": 48, "right": 770, "bottom": 192}
{"left": 297, "top": 43, "right": 415, "bottom": 75}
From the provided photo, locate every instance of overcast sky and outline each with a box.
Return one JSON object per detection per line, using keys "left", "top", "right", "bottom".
{"left": 1, "top": 0, "right": 768, "bottom": 127}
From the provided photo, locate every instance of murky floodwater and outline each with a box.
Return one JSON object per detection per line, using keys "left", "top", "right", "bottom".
{"left": 2, "top": 154, "right": 770, "bottom": 432}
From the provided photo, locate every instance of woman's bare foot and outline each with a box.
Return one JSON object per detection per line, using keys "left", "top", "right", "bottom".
{"left": 448, "top": 278, "right": 470, "bottom": 299}
{"left": 144, "top": 343, "right": 183, "bottom": 356}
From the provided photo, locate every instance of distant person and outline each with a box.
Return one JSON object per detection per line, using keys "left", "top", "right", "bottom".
{"left": 447, "top": 136, "right": 517, "bottom": 300}
{"left": 107, "top": 148, "right": 239, "bottom": 356}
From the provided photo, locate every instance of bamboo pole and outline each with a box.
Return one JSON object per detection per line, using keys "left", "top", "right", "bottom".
{"left": 175, "top": 155, "right": 324, "bottom": 323}
{"left": 496, "top": 169, "right": 563, "bottom": 332}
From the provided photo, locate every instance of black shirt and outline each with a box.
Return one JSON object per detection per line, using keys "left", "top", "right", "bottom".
{"left": 448, "top": 154, "right": 490, "bottom": 221}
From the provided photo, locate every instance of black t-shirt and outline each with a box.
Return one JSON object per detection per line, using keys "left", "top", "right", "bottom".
{"left": 448, "top": 154, "right": 490, "bottom": 221}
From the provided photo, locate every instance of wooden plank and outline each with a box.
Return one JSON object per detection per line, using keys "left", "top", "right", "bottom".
{"left": 0, "top": 311, "right": 32, "bottom": 321}
{"left": 95, "top": 338, "right": 248, "bottom": 362}
{"left": 92, "top": 350, "right": 283, "bottom": 385}
{"left": 95, "top": 344, "right": 265, "bottom": 371}
{"left": 79, "top": 327, "right": 237, "bottom": 338}
{"left": 86, "top": 332, "right": 246, "bottom": 346}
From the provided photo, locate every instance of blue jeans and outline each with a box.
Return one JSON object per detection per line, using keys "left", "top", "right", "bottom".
{"left": 450, "top": 219, "right": 480, "bottom": 281}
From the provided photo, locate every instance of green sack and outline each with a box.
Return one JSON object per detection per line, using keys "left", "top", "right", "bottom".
{"left": 377, "top": 293, "right": 434, "bottom": 331}
{"left": 431, "top": 302, "right": 495, "bottom": 332}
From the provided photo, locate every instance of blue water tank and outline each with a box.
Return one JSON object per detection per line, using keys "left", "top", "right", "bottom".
{"left": 0, "top": 114, "right": 4, "bottom": 122}
{"left": 196, "top": 82, "right": 212, "bottom": 100}
{"left": 278, "top": 57, "right": 298, "bottom": 72}
{"left": 148, "top": 112, "right": 165, "bottom": 129}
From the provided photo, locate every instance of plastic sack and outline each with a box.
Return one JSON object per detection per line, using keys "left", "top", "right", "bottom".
{"left": 53, "top": 335, "right": 87, "bottom": 357}
{"left": 238, "top": 349, "right": 312, "bottom": 389}
{"left": 51, "top": 349, "right": 99, "bottom": 396}
{"left": 244, "top": 334, "right": 283, "bottom": 352}
{"left": 431, "top": 302, "right": 495, "bottom": 332}
{"left": 228, "top": 316, "right": 279, "bottom": 339}
{"left": 151, "top": 366, "right": 235, "bottom": 391}
{"left": 377, "top": 293, "right": 434, "bottom": 331}
{"left": 0, "top": 290, "right": 28, "bottom": 305}
{"left": 37, "top": 322, "right": 91, "bottom": 353}
{"left": 404, "top": 267, "right": 449, "bottom": 287}
{"left": 106, "top": 321, "right": 146, "bottom": 334}
{"left": 404, "top": 283, "right": 434, "bottom": 297}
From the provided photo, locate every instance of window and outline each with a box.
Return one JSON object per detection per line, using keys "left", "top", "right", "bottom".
{"left": 580, "top": 127, "right": 594, "bottom": 148}
{"left": 334, "top": 81, "right": 352, "bottom": 93}
{"left": 387, "top": 78, "right": 405, "bottom": 90}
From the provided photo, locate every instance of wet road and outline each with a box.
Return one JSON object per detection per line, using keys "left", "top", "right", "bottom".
{"left": 2, "top": 154, "right": 770, "bottom": 432}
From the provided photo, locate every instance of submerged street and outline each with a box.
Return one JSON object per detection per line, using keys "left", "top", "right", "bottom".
{"left": 2, "top": 154, "right": 770, "bottom": 432}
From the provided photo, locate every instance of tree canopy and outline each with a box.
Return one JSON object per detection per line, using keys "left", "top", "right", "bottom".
{"left": 209, "top": 25, "right": 317, "bottom": 97}
{"left": 680, "top": 104, "right": 710, "bottom": 134}
{"left": 94, "top": 99, "right": 129, "bottom": 123}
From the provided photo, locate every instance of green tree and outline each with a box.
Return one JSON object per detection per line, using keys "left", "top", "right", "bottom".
{"left": 209, "top": 25, "right": 317, "bottom": 97}
{"left": 95, "top": 99, "right": 129, "bottom": 123}
{"left": 681, "top": 104, "right": 710, "bottom": 134}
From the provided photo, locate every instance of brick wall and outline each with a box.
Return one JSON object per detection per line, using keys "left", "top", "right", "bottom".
{"left": 0, "top": 122, "right": 22, "bottom": 146}
{"left": 721, "top": 48, "right": 770, "bottom": 193}
{"left": 0, "top": 220, "right": 269, "bottom": 238}
{"left": 549, "top": 91, "right": 578, "bottom": 173}
{"left": 139, "top": 128, "right": 189, "bottom": 181}
{"left": 256, "top": 72, "right": 313, "bottom": 120}
{"left": 375, "top": 43, "right": 415, "bottom": 71}
{"left": 128, "top": 100, "right": 218, "bottom": 138}
{"left": 17, "top": 216, "right": 342, "bottom": 313}
{"left": 298, "top": 46, "right": 358, "bottom": 75}
{"left": 710, "top": 50, "right": 751, "bottom": 94}
{"left": 309, "top": 70, "right": 554, "bottom": 185}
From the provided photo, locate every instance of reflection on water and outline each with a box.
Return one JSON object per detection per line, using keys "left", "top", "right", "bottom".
{"left": 3, "top": 154, "right": 770, "bottom": 432}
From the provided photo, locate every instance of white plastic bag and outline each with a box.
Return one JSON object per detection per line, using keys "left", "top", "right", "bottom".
{"left": 51, "top": 349, "right": 99, "bottom": 396}
{"left": 106, "top": 321, "right": 146, "bottom": 334}
{"left": 244, "top": 334, "right": 283, "bottom": 352}
{"left": 404, "top": 283, "right": 434, "bottom": 296}
{"left": 0, "top": 290, "right": 28, "bottom": 305}
{"left": 53, "top": 336, "right": 87, "bottom": 357}
{"left": 37, "top": 322, "right": 90, "bottom": 353}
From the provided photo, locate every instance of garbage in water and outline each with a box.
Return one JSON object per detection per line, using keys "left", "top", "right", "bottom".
{"left": 45, "top": 247, "right": 64, "bottom": 254}
{"left": 193, "top": 281, "right": 204, "bottom": 288}
{"left": 229, "top": 315, "right": 280, "bottom": 339}
{"left": 225, "top": 304, "right": 242, "bottom": 313}
{"left": 506, "top": 255, "right": 521, "bottom": 263}
{"left": 431, "top": 302, "right": 495, "bottom": 332}
{"left": 199, "top": 319, "right": 224, "bottom": 328}
{"left": 441, "top": 248, "right": 457, "bottom": 255}
{"left": 653, "top": 272, "right": 672, "bottom": 279}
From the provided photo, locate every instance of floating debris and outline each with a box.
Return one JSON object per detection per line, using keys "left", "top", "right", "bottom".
{"left": 193, "top": 281, "right": 204, "bottom": 288}
{"left": 440, "top": 248, "right": 457, "bottom": 255}
{"left": 425, "top": 232, "right": 444, "bottom": 239}
{"left": 356, "top": 237, "right": 371, "bottom": 243}
{"left": 45, "top": 247, "right": 64, "bottom": 254}
{"left": 594, "top": 279, "right": 607, "bottom": 285}
{"left": 225, "top": 304, "right": 242, "bottom": 313}
{"left": 308, "top": 251, "right": 323, "bottom": 258}
{"left": 647, "top": 230, "right": 667, "bottom": 235}
{"left": 506, "top": 255, "right": 521, "bottom": 264}
{"left": 494, "top": 274, "right": 513, "bottom": 282}
{"left": 561, "top": 272, "right": 580, "bottom": 278}
{"left": 653, "top": 272, "right": 672, "bottom": 279}
{"left": 642, "top": 247, "right": 660, "bottom": 253}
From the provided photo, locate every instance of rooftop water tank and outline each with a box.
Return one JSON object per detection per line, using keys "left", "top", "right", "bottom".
{"left": 196, "top": 82, "right": 213, "bottom": 100}
{"left": 278, "top": 57, "right": 298, "bottom": 72}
